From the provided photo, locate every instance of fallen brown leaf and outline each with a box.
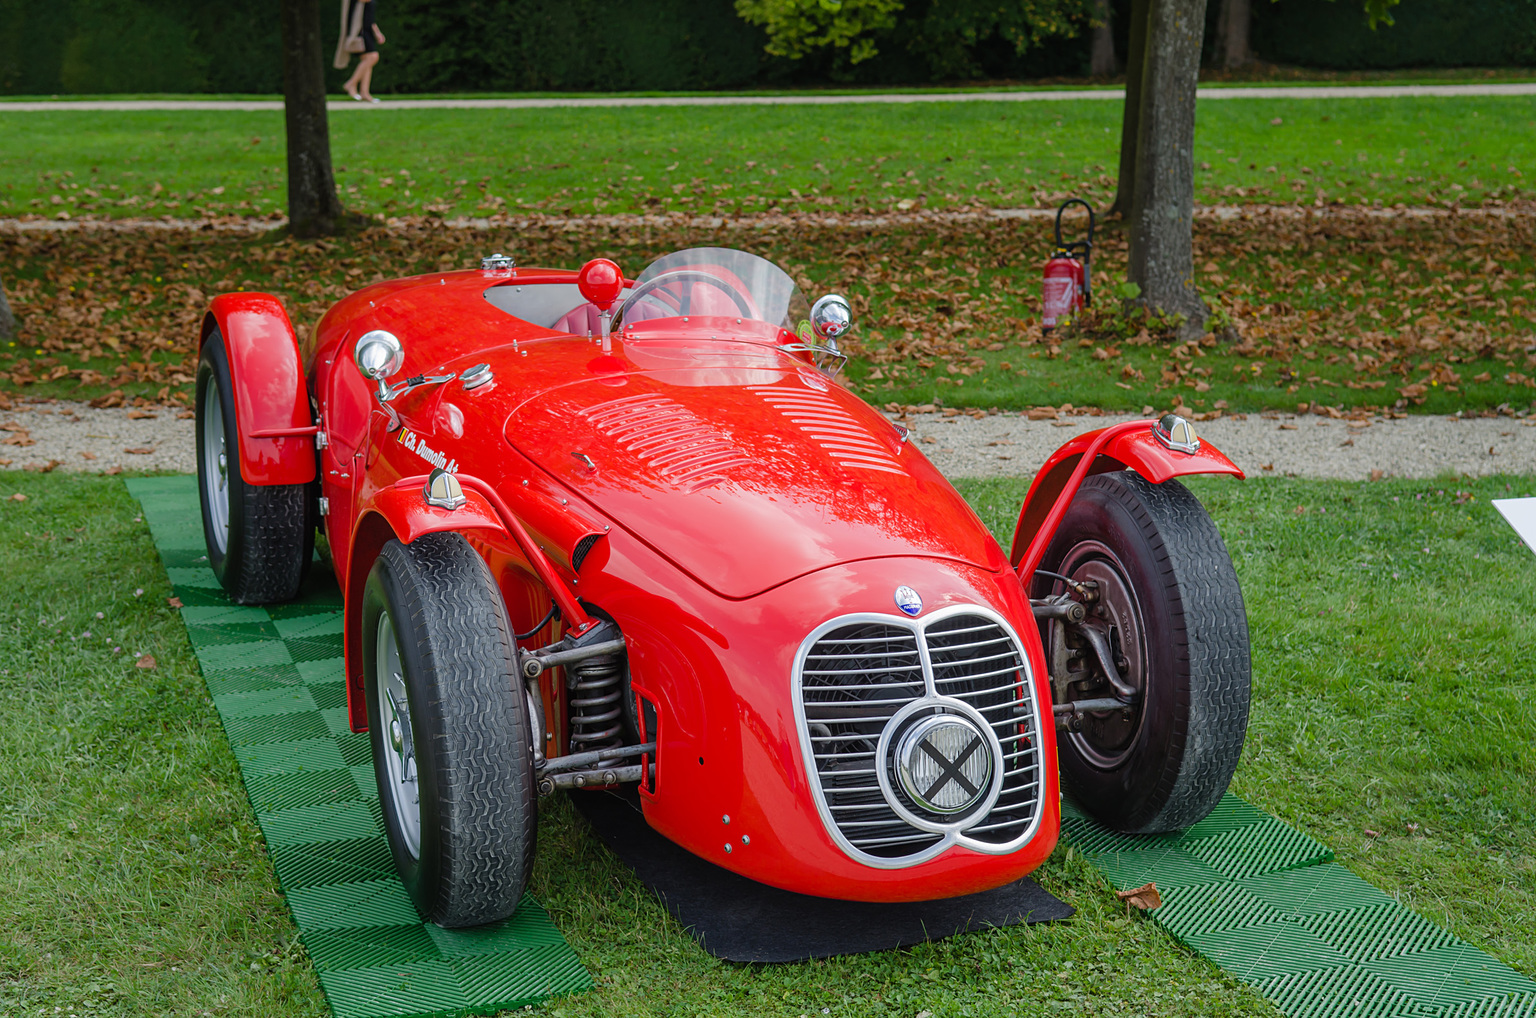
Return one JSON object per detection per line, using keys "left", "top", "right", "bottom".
{"left": 135, "top": 654, "right": 157, "bottom": 670}
{"left": 126, "top": 410, "right": 157, "bottom": 420}
{"left": 8, "top": 492, "right": 26, "bottom": 501}
{"left": 166, "top": 596, "right": 183, "bottom": 609}
{"left": 124, "top": 447, "right": 155, "bottom": 455}
{"left": 80, "top": 451, "right": 97, "bottom": 460}
{"left": 1115, "top": 882, "right": 1162, "bottom": 910}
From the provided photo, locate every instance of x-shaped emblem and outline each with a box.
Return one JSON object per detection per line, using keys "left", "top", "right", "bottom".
{"left": 918, "top": 733, "right": 982, "bottom": 802}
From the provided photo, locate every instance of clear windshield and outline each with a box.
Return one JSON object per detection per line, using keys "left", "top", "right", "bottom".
{"left": 620, "top": 247, "right": 811, "bottom": 334}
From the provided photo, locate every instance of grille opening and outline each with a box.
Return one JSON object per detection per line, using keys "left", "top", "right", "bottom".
{"left": 798, "top": 612, "right": 1043, "bottom": 863}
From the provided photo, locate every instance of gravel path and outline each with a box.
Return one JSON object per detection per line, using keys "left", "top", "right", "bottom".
{"left": 2, "top": 83, "right": 1534, "bottom": 113}
{"left": 902, "top": 410, "right": 1536, "bottom": 480}
{"left": 4, "top": 400, "right": 1534, "bottom": 481}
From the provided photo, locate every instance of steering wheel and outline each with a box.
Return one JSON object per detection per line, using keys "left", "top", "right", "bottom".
{"left": 614, "top": 269, "right": 753, "bottom": 328}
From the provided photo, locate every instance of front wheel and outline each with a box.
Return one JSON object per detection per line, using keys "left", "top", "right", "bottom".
{"left": 362, "top": 532, "right": 537, "bottom": 928}
{"left": 1037, "top": 471, "right": 1250, "bottom": 834}
{"left": 195, "top": 333, "right": 312, "bottom": 604}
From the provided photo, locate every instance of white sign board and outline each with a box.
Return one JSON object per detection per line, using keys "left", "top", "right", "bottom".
{"left": 1492, "top": 498, "right": 1536, "bottom": 556}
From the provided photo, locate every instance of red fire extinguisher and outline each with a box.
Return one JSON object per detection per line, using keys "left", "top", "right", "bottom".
{"left": 1042, "top": 198, "right": 1094, "bottom": 331}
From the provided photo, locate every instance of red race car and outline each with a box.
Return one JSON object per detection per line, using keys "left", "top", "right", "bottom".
{"left": 194, "top": 246, "right": 1250, "bottom": 928}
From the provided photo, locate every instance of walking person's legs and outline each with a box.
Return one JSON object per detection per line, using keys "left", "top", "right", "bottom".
{"left": 344, "top": 51, "right": 378, "bottom": 100}
{"left": 356, "top": 51, "right": 380, "bottom": 101}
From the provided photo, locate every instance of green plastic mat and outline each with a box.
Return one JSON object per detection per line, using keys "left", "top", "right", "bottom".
{"left": 1062, "top": 797, "right": 1536, "bottom": 1017}
{"left": 128, "top": 476, "right": 592, "bottom": 1018}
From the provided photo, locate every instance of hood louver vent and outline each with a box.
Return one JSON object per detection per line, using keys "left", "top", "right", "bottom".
{"left": 748, "top": 387, "right": 904, "bottom": 475}
{"left": 578, "top": 394, "right": 751, "bottom": 492}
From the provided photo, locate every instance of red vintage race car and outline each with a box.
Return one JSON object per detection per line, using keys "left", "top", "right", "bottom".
{"left": 194, "top": 246, "right": 1250, "bottom": 929}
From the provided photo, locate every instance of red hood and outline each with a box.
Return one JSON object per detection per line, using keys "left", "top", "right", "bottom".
{"left": 505, "top": 350, "right": 1009, "bottom": 599}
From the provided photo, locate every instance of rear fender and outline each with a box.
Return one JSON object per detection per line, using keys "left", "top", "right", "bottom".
{"left": 1010, "top": 419, "right": 1243, "bottom": 582}
{"left": 200, "top": 293, "right": 317, "bottom": 485}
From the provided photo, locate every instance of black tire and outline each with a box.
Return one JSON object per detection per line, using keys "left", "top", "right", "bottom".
{"left": 195, "top": 333, "right": 313, "bottom": 605}
{"left": 362, "top": 533, "right": 537, "bottom": 928}
{"left": 1037, "top": 471, "right": 1250, "bottom": 834}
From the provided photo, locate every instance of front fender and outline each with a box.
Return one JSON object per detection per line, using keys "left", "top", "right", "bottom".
{"left": 201, "top": 293, "right": 317, "bottom": 486}
{"left": 360, "top": 479, "right": 509, "bottom": 546}
{"left": 341, "top": 481, "right": 510, "bottom": 729}
{"left": 1010, "top": 419, "right": 1242, "bottom": 580}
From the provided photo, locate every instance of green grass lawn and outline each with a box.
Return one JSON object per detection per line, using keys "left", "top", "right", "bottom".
{"left": 2, "top": 469, "right": 1532, "bottom": 1016}
{"left": 3, "top": 95, "right": 1533, "bottom": 220}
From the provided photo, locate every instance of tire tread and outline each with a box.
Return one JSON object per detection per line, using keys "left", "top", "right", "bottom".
{"left": 1049, "top": 471, "right": 1250, "bottom": 834}
{"left": 380, "top": 533, "right": 534, "bottom": 928}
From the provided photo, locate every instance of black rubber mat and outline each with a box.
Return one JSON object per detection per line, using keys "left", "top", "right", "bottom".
{"left": 571, "top": 790, "right": 1072, "bottom": 963}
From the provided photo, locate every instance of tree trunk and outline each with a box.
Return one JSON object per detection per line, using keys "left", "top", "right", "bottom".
{"left": 1127, "top": 0, "right": 1209, "bottom": 337}
{"left": 0, "top": 275, "right": 15, "bottom": 341}
{"left": 1220, "top": 0, "right": 1251, "bottom": 69}
{"left": 1211, "top": 0, "right": 1251, "bottom": 69}
{"left": 1107, "top": 0, "right": 1151, "bottom": 218}
{"left": 280, "top": 0, "right": 348, "bottom": 238}
{"left": 1090, "top": 0, "right": 1118, "bottom": 76}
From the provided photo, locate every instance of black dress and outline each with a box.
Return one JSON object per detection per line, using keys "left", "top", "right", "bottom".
{"left": 351, "top": 0, "right": 377, "bottom": 53}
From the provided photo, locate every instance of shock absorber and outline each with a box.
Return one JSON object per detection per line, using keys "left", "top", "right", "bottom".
{"left": 566, "top": 647, "right": 625, "bottom": 751}
{"left": 516, "top": 619, "right": 628, "bottom": 753}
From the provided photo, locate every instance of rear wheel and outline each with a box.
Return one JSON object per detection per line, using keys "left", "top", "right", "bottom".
{"left": 1037, "top": 471, "right": 1249, "bottom": 833}
{"left": 363, "top": 533, "right": 537, "bottom": 928}
{"left": 195, "top": 333, "right": 312, "bottom": 604}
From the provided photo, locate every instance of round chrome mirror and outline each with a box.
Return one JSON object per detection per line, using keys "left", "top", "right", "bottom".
{"left": 810, "top": 294, "right": 852, "bottom": 343}
{"left": 354, "top": 330, "right": 405, "bottom": 383}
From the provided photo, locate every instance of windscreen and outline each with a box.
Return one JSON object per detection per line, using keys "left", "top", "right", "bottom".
{"left": 623, "top": 247, "right": 811, "bottom": 334}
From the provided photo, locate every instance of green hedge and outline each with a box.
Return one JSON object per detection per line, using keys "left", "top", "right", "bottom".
{"left": 1251, "top": 0, "right": 1536, "bottom": 69}
{"left": 0, "top": 0, "right": 786, "bottom": 95}
{"left": 0, "top": 0, "right": 1529, "bottom": 96}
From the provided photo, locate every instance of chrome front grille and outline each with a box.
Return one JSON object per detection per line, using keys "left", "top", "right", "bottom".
{"left": 795, "top": 607, "right": 1044, "bottom": 867}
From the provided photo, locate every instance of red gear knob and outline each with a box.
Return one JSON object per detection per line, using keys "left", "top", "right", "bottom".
{"left": 577, "top": 258, "right": 625, "bottom": 310}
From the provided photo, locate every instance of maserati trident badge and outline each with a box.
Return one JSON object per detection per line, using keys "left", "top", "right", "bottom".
{"left": 894, "top": 585, "right": 923, "bottom": 616}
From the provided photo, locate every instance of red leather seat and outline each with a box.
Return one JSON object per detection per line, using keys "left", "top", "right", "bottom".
{"left": 553, "top": 299, "right": 669, "bottom": 335}
{"left": 553, "top": 281, "right": 747, "bottom": 334}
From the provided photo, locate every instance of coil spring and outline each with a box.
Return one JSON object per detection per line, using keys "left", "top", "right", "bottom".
{"left": 567, "top": 650, "right": 624, "bottom": 751}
